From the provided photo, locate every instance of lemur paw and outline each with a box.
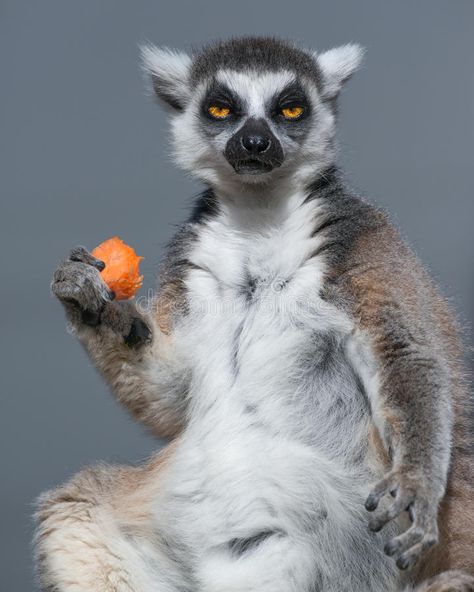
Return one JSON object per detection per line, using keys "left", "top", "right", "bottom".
{"left": 52, "top": 246, "right": 115, "bottom": 325}
{"left": 365, "top": 469, "right": 439, "bottom": 571}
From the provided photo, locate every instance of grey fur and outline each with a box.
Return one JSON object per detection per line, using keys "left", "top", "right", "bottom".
{"left": 190, "top": 37, "right": 323, "bottom": 88}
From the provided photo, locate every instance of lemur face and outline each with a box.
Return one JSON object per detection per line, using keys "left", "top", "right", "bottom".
{"left": 142, "top": 37, "right": 363, "bottom": 187}
{"left": 200, "top": 71, "right": 310, "bottom": 177}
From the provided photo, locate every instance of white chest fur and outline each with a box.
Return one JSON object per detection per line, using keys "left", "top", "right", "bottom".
{"left": 173, "top": 193, "right": 369, "bottom": 454}
{"left": 159, "top": 193, "right": 398, "bottom": 592}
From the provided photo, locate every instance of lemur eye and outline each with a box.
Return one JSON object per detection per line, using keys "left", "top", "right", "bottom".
{"left": 208, "top": 105, "right": 231, "bottom": 119}
{"left": 281, "top": 106, "right": 304, "bottom": 120}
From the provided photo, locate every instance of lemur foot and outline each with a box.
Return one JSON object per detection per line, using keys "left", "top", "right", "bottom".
{"left": 365, "top": 469, "right": 438, "bottom": 571}
{"left": 52, "top": 246, "right": 115, "bottom": 325}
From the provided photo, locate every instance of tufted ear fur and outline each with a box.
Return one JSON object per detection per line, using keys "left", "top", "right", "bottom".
{"left": 141, "top": 45, "right": 192, "bottom": 111}
{"left": 314, "top": 44, "right": 364, "bottom": 100}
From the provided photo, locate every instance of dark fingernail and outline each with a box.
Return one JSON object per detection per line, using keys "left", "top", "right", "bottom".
{"left": 95, "top": 260, "right": 105, "bottom": 271}
{"left": 384, "top": 540, "right": 398, "bottom": 556}
{"left": 365, "top": 495, "right": 379, "bottom": 512}
{"left": 369, "top": 519, "right": 383, "bottom": 532}
{"left": 396, "top": 555, "right": 410, "bottom": 570}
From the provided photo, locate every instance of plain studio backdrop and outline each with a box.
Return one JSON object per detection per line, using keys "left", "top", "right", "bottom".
{"left": 1, "top": 1, "right": 473, "bottom": 590}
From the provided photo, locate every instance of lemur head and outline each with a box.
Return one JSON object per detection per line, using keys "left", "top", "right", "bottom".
{"left": 142, "top": 37, "right": 363, "bottom": 189}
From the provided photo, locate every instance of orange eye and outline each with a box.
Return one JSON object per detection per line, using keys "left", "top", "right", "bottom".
{"left": 281, "top": 106, "right": 304, "bottom": 119}
{"left": 208, "top": 105, "right": 231, "bottom": 119}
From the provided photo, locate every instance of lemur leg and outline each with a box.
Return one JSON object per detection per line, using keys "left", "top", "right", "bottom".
{"left": 35, "top": 446, "right": 184, "bottom": 592}
{"left": 51, "top": 246, "right": 188, "bottom": 437}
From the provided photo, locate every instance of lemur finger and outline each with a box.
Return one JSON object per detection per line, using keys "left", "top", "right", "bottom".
{"left": 395, "top": 534, "right": 438, "bottom": 571}
{"left": 368, "top": 488, "right": 416, "bottom": 532}
{"left": 68, "top": 247, "right": 115, "bottom": 301}
{"left": 384, "top": 525, "right": 425, "bottom": 557}
{"left": 52, "top": 260, "right": 114, "bottom": 312}
{"left": 385, "top": 495, "right": 438, "bottom": 566}
{"left": 69, "top": 245, "right": 106, "bottom": 271}
{"left": 365, "top": 473, "right": 397, "bottom": 512}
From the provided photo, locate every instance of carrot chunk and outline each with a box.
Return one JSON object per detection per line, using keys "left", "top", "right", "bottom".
{"left": 92, "top": 236, "right": 143, "bottom": 300}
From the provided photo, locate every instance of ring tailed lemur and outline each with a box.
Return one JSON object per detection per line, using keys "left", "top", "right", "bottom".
{"left": 36, "top": 37, "right": 474, "bottom": 592}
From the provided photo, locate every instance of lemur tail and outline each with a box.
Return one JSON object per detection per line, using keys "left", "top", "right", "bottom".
{"left": 409, "top": 570, "right": 474, "bottom": 591}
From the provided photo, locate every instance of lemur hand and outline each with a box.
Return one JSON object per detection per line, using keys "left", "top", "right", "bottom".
{"left": 365, "top": 468, "right": 439, "bottom": 571}
{"left": 52, "top": 246, "right": 152, "bottom": 348}
{"left": 52, "top": 246, "right": 115, "bottom": 326}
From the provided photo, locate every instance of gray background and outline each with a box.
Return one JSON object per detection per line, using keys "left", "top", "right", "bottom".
{"left": 1, "top": 1, "right": 473, "bottom": 590}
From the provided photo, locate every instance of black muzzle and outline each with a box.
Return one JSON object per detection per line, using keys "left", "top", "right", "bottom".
{"left": 224, "top": 118, "right": 284, "bottom": 175}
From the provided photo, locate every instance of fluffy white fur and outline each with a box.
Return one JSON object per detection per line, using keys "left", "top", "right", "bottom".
{"left": 141, "top": 44, "right": 192, "bottom": 108}
{"left": 316, "top": 43, "right": 364, "bottom": 99}
{"left": 155, "top": 192, "right": 401, "bottom": 592}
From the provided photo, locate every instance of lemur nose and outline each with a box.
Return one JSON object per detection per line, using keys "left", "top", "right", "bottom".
{"left": 241, "top": 135, "right": 271, "bottom": 154}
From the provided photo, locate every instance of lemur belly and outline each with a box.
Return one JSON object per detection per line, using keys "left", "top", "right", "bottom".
{"left": 156, "top": 206, "right": 400, "bottom": 590}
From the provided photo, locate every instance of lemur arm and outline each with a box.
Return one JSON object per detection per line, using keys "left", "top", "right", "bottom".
{"left": 52, "top": 247, "right": 189, "bottom": 438}
{"left": 341, "top": 222, "right": 455, "bottom": 570}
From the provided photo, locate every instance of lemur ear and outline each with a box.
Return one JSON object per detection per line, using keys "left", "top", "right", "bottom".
{"left": 141, "top": 45, "right": 192, "bottom": 112}
{"left": 314, "top": 44, "right": 364, "bottom": 100}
